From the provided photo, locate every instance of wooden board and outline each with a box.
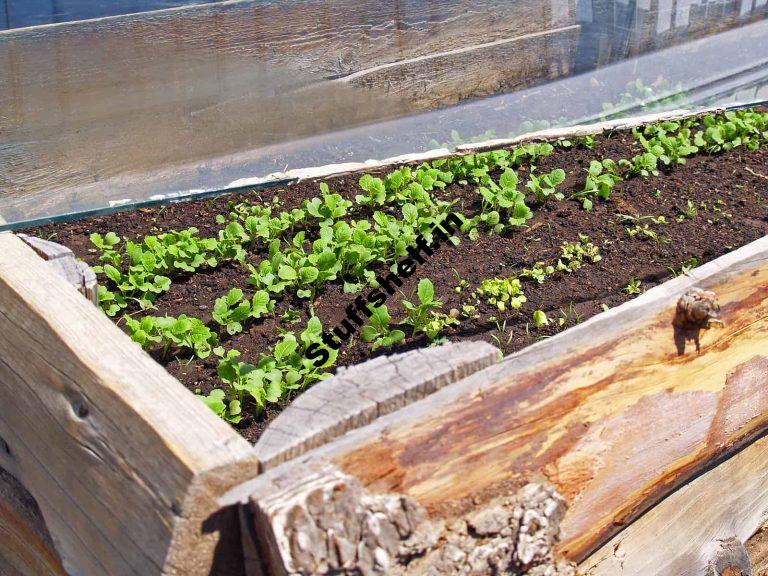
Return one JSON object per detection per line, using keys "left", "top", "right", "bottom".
{"left": 241, "top": 234, "right": 768, "bottom": 572}
{"left": 0, "top": 467, "right": 66, "bottom": 576}
{"left": 0, "top": 232, "right": 260, "bottom": 575}
{"left": 254, "top": 340, "right": 499, "bottom": 471}
{"left": 581, "top": 432, "right": 768, "bottom": 575}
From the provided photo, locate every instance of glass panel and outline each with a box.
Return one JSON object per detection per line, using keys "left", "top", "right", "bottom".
{"left": 1, "top": 0, "right": 767, "bottom": 228}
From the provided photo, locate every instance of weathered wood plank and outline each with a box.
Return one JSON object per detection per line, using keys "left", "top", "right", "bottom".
{"left": 238, "top": 235, "right": 768, "bottom": 572}
{"left": 0, "top": 232, "right": 260, "bottom": 575}
{"left": 0, "top": 467, "right": 66, "bottom": 576}
{"left": 254, "top": 340, "right": 499, "bottom": 471}
{"left": 16, "top": 234, "right": 98, "bottom": 305}
{"left": 580, "top": 431, "right": 768, "bottom": 576}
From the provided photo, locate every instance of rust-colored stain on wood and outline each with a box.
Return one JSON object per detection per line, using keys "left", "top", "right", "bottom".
{"left": 336, "top": 264, "right": 768, "bottom": 562}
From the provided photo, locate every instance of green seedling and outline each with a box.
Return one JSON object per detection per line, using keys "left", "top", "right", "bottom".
{"left": 572, "top": 160, "right": 623, "bottom": 210}
{"left": 519, "top": 262, "right": 555, "bottom": 285}
{"left": 357, "top": 174, "right": 387, "bottom": 206}
{"left": 476, "top": 277, "right": 527, "bottom": 311}
{"left": 200, "top": 388, "right": 243, "bottom": 424}
{"left": 624, "top": 278, "right": 643, "bottom": 295}
{"left": 124, "top": 314, "right": 218, "bottom": 359}
{"left": 401, "top": 279, "right": 443, "bottom": 337}
{"left": 532, "top": 310, "right": 549, "bottom": 328}
{"left": 557, "top": 234, "right": 602, "bottom": 272}
{"left": 361, "top": 305, "right": 406, "bottom": 351}
{"left": 526, "top": 168, "right": 566, "bottom": 204}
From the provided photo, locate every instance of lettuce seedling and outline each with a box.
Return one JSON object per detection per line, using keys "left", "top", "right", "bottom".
{"left": 519, "top": 262, "right": 555, "bottom": 284}
{"left": 532, "top": 310, "right": 549, "bottom": 328}
{"left": 357, "top": 174, "right": 387, "bottom": 206}
{"left": 423, "top": 310, "right": 460, "bottom": 342}
{"left": 200, "top": 389, "right": 242, "bottom": 424}
{"left": 572, "top": 160, "right": 622, "bottom": 209}
{"left": 476, "top": 277, "right": 527, "bottom": 311}
{"left": 526, "top": 168, "right": 566, "bottom": 204}
{"left": 124, "top": 314, "right": 218, "bottom": 359}
{"left": 213, "top": 288, "right": 252, "bottom": 335}
{"left": 96, "top": 285, "right": 126, "bottom": 317}
{"left": 477, "top": 169, "right": 533, "bottom": 230}
{"left": 215, "top": 348, "right": 282, "bottom": 413}
{"left": 401, "top": 279, "right": 443, "bottom": 337}
{"left": 89, "top": 232, "right": 122, "bottom": 267}
{"left": 557, "top": 234, "right": 602, "bottom": 272}
{"left": 361, "top": 305, "right": 406, "bottom": 351}
{"left": 303, "top": 183, "right": 352, "bottom": 223}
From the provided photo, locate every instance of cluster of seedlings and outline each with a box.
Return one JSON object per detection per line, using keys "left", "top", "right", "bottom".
{"left": 83, "top": 109, "right": 768, "bottom": 426}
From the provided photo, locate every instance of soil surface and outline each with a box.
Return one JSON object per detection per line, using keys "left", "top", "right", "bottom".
{"left": 28, "top": 126, "right": 768, "bottom": 442}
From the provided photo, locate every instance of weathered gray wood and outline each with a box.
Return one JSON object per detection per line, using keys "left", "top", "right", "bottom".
{"left": 254, "top": 340, "right": 499, "bottom": 471}
{"left": 0, "top": 232, "right": 260, "bottom": 575}
{"left": 580, "top": 435, "right": 767, "bottom": 576}
{"left": 16, "top": 234, "right": 99, "bottom": 306}
{"left": 226, "top": 234, "right": 768, "bottom": 573}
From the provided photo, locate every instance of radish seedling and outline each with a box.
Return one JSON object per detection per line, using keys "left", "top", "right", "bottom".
{"left": 401, "top": 279, "right": 443, "bottom": 337}
{"left": 526, "top": 168, "right": 566, "bottom": 204}
{"left": 361, "top": 305, "right": 406, "bottom": 351}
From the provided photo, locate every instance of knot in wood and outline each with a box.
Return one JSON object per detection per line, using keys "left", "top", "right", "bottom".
{"left": 707, "top": 537, "right": 751, "bottom": 576}
{"left": 674, "top": 288, "right": 723, "bottom": 330}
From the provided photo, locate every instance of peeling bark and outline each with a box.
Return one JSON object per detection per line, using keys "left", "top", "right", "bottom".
{"left": 249, "top": 464, "right": 576, "bottom": 575}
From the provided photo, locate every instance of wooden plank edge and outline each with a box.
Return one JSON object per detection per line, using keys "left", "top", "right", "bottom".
{"left": 254, "top": 340, "right": 500, "bottom": 471}
{"left": 580, "top": 431, "right": 768, "bottom": 576}
{"left": 0, "top": 233, "right": 261, "bottom": 576}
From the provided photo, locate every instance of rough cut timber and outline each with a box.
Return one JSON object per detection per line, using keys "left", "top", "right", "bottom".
{"left": 16, "top": 234, "right": 98, "bottom": 305}
{"left": 254, "top": 340, "right": 500, "bottom": 471}
{"left": 240, "top": 234, "right": 768, "bottom": 574}
{"left": 0, "top": 232, "right": 261, "bottom": 576}
{"left": 581, "top": 431, "right": 767, "bottom": 575}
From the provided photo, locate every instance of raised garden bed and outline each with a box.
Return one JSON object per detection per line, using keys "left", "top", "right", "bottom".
{"left": 2, "top": 107, "right": 768, "bottom": 575}
{"left": 30, "top": 107, "right": 768, "bottom": 441}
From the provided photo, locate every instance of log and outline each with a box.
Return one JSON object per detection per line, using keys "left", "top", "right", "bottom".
{"left": 0, "top": 232, "right": 260, "bottom": 575}
{"left": 236, "top": 234, "right": 768, "bottom": 573}
{"left": 254, "top": 340, "right": 500, "bottom": 471}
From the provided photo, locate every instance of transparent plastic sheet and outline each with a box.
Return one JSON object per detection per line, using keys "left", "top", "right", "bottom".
{"left": 1, "top": 0, "right": 767, "bottom": 230}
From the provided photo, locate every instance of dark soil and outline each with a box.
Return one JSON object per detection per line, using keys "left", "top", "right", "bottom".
{"left": 28, "top": 128, "right": 768, "bottom": 443}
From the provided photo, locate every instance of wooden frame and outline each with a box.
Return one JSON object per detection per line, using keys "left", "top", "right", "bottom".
{"left": 234, "top": 235, "right": 768, "bottom": 575}
{"left": 0, "top": 233, "right": 261, "bottom": 575}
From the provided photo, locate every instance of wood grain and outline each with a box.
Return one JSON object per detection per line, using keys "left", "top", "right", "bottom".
{"left": 0, "top": 467, "right": 66, "bottom": 576}
{"left": 235, "top": 234, "right": 768, "bottom": 570}
{"left": 254, "top": 340, "right": 499, "bottom": 471}
{"left": 580, "top": 433, "right": 768, "bottom": 576}
{"left": 0, "top": 232, "right": 260, "bottom": 575}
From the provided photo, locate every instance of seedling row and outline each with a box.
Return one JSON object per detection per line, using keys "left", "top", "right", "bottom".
{"left": 31, "top": 109, "right": 768, "bottom": 441}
